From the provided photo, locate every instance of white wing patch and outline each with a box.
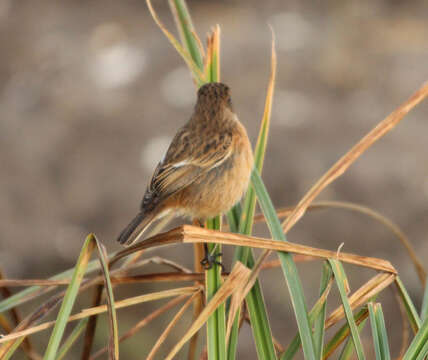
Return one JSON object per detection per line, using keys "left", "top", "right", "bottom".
{"left": 172, "top": 160, "right": 190, "bottom": 168}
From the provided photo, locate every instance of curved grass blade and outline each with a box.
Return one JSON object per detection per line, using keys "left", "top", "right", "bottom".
{"left": 43, "top": 234, "right": 96, "bottom": 360}
{"left": 169, "top": 0, "right": 204, "bottom": 69}
{"left": 328, "top": 259, "right": 366, "bottom": 360}
{"left": 146, "top": 0, "right": 205, "bottom": 85}
{"left": 95, "top": 238, "right": 119, "bottom": 359}
{"left": 395, "top": 277, "right": 421, "bottom": 333}
{"left": 228, "top": 31, "right": 277, "bottom": 360}
{"left": 252, "top": 169, "right": 316, "bottom": 360}
{"left": 282, "top": 82, "right": 428, "bottom": 234}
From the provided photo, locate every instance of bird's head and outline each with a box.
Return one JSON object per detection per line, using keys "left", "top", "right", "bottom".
{"left": 196, "top": 82, "right": 233, "bottom": 110}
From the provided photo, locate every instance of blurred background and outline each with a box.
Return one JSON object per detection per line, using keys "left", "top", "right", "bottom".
{"left": 1, "top": 0, "right": 427, "bottom": 358}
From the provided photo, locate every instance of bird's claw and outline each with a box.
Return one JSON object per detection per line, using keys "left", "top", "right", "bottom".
{"left": 200, "top": 252, "right": 225, "bottom": 271}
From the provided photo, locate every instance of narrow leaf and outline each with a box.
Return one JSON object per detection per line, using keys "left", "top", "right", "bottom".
{"left": 43, "top": 234, "right": 96, "bottom": 360}
{"left": 328, "top": 259, "right": 366, "bottom": 360}
{"left": 395, "top": 277, "right": 421, "bottom": 333}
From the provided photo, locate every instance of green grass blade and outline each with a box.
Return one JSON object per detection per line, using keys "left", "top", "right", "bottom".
{"left": 328, "top": 259, "right": 366, "bottom": 360}
{"left": 57, "top": 318, "right": 89, "bottom": 360}
{"left": 415, "top": 339, "right": 428, "bottom": 360}
{"left": 245, "top": 251, "right": 277, "bottom": 360}
{"left": 203, "top": 25, "right": 226, "bottom": 360}
{"left": 226, "top": 310, "right": 241, "bottom": 360}
{"left": 420, "top": 280, "right": 428, "bottom": 320}
{"left": 374, "top": 304, "right": 391, "bottom": 360}
{"left": 1, "top": 338, "right": 25, "bottom": 360}
{"left": 252, "top": 169, "right": 316, "bottom": 360}
{"left": 281, "top": 264, "right": 332, "bottom": 360}
{"left": 395, "top": 277, "right": 421, "bottom": 333}
{"left": 95, "top": 238, "right": 119, "bottom": 359}
{"left": 250, "top": 171, "right": 284, "bottom": 238}
{"left": 314, "top": 262, "right": 332, "bottom": 359}
{"left": 226, "top": 204, "right": 241, "bottom": 234}
{"left": 338, "top": 315, "right": 369, "bottom": 360}
{"left": 403, "top": 315, "right": 428, "bottom": 360}
{"left": 43, "top": 234, "right": 96, "bottom": 360}
{"left": 169, "top": 0, "right": 204, "bottom": 69}
{"left": 368, "top": 303, "right": 382, "bottom": 360}
{"left": 323, "top": 307, "right": 369, "bottom": 359}
{"left": 204, "top": 233, "right": 226, "bottom": 360}
{"left": 146, "top": 0, "right": 205, "bottom": 86}
{"left": 228, "top": 22, "right": 277, "bottom": 360}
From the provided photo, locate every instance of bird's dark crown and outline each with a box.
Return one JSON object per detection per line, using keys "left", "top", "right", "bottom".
{"left": 198, "top": 82, "right": 230, "bottom": 100}
{"left": 197, "top": 82, "right": 232, "bottom": 109}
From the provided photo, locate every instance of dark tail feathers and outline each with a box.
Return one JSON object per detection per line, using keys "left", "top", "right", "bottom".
{"left": 117, "top": 211, "right": 156, "bottom": 245}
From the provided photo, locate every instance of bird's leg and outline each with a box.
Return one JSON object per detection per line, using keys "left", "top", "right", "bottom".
{"left": 200, "top": 240, "right": 224, "bottom": 271}
{"left": 193, "top": 218, "right": 224, "bottom": 271}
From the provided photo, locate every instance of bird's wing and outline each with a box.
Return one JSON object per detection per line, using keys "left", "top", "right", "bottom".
{"left": 141, "top": 126, "right": 234, "bottom": 210}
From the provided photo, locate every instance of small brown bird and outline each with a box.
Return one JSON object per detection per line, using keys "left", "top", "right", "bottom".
{"left": 117, "top": 82, "right": 253, "bottom": 265}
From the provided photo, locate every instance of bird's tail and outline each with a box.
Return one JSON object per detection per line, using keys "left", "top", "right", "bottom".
{"left": 117, "top": 210, "right": 157, "bottom": 246}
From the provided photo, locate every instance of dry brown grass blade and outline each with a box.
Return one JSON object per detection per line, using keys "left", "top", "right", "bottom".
{"left": 109, "top": 227, "right": 185, "bottom": 267}
{"left": 0, "top": 270, "right": 36, "bottom": 359}
{"left": 0, "top": 279, "right": 70, "bottom": 287}
{"left": 204, "top": 31, "right": 213, "bottom": 77}
{"left": 325, "top": 272, "right": 396, "bottom": 328}
{"left": 0, "top": 286, "right": 199, "bottom": 344}
{"left": 81, "top": 285, "right": 103, "bottom": 360}
{"left": 147, "top": 290, "right": 201, "bottom": 360}
{"left": 322, "top": 308, "right": 369, "bottom": 359}
{"left": 281, "top": 82, "right": 428, "bottom": 235}
{"left": 181, "top": 225, "right": 396, "bottom": 273}
{"left": 165, "top": 262, "right": 251, "bottom": 360}
{"left": 0, "top": 288, "right": 66, "bottom": 358}
{"left": 111, "top": 272, "right": 209, "bottom": 285}
{"left": 0, "top": 257, "right": 194, "bottom": 289}
{"left": 122, "top": 211, "right": 175, "bottom": 267}
{"left": 226, "top": 248, "right": 272, "bottom": 343}
{"left": 90, "top": 295, "right": 189, "bottom": 360}
{"left": 255, "top": 200, "right": 426, "bottom": 286}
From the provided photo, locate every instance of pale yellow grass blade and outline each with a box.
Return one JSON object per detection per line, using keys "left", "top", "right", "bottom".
{"left": 281, "top": 82, "right": 428, "bottom": 234}
{"left": 0, "top": 287, "right": 198, "bottom": 344}
{"left": 325, "top": 272, "right": 396, "bottom": 328}
{"left": 181, "top": 225, "right": 396, "bottom": 273}
{"left": 165, "top": 262, "right": 251, "bottom": 359}
{"left": 147, "top": 290, "right": 201, "bottom": 360}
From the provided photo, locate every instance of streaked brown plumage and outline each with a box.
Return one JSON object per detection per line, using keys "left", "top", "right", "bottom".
{"left": 117, "top": 82, "right": 253, "bottom": 246}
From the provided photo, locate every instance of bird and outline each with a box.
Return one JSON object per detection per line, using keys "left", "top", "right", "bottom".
{"left": 117, "top": 82, "right": 254, "bottom": 267}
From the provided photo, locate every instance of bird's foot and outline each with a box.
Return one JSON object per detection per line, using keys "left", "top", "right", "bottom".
{"left": 201, "top": 243, "right": 225, "bottom": 271}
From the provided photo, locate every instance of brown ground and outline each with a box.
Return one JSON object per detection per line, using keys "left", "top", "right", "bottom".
{"left": 1, "top": 0, "right": 427, "bottom": 358}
